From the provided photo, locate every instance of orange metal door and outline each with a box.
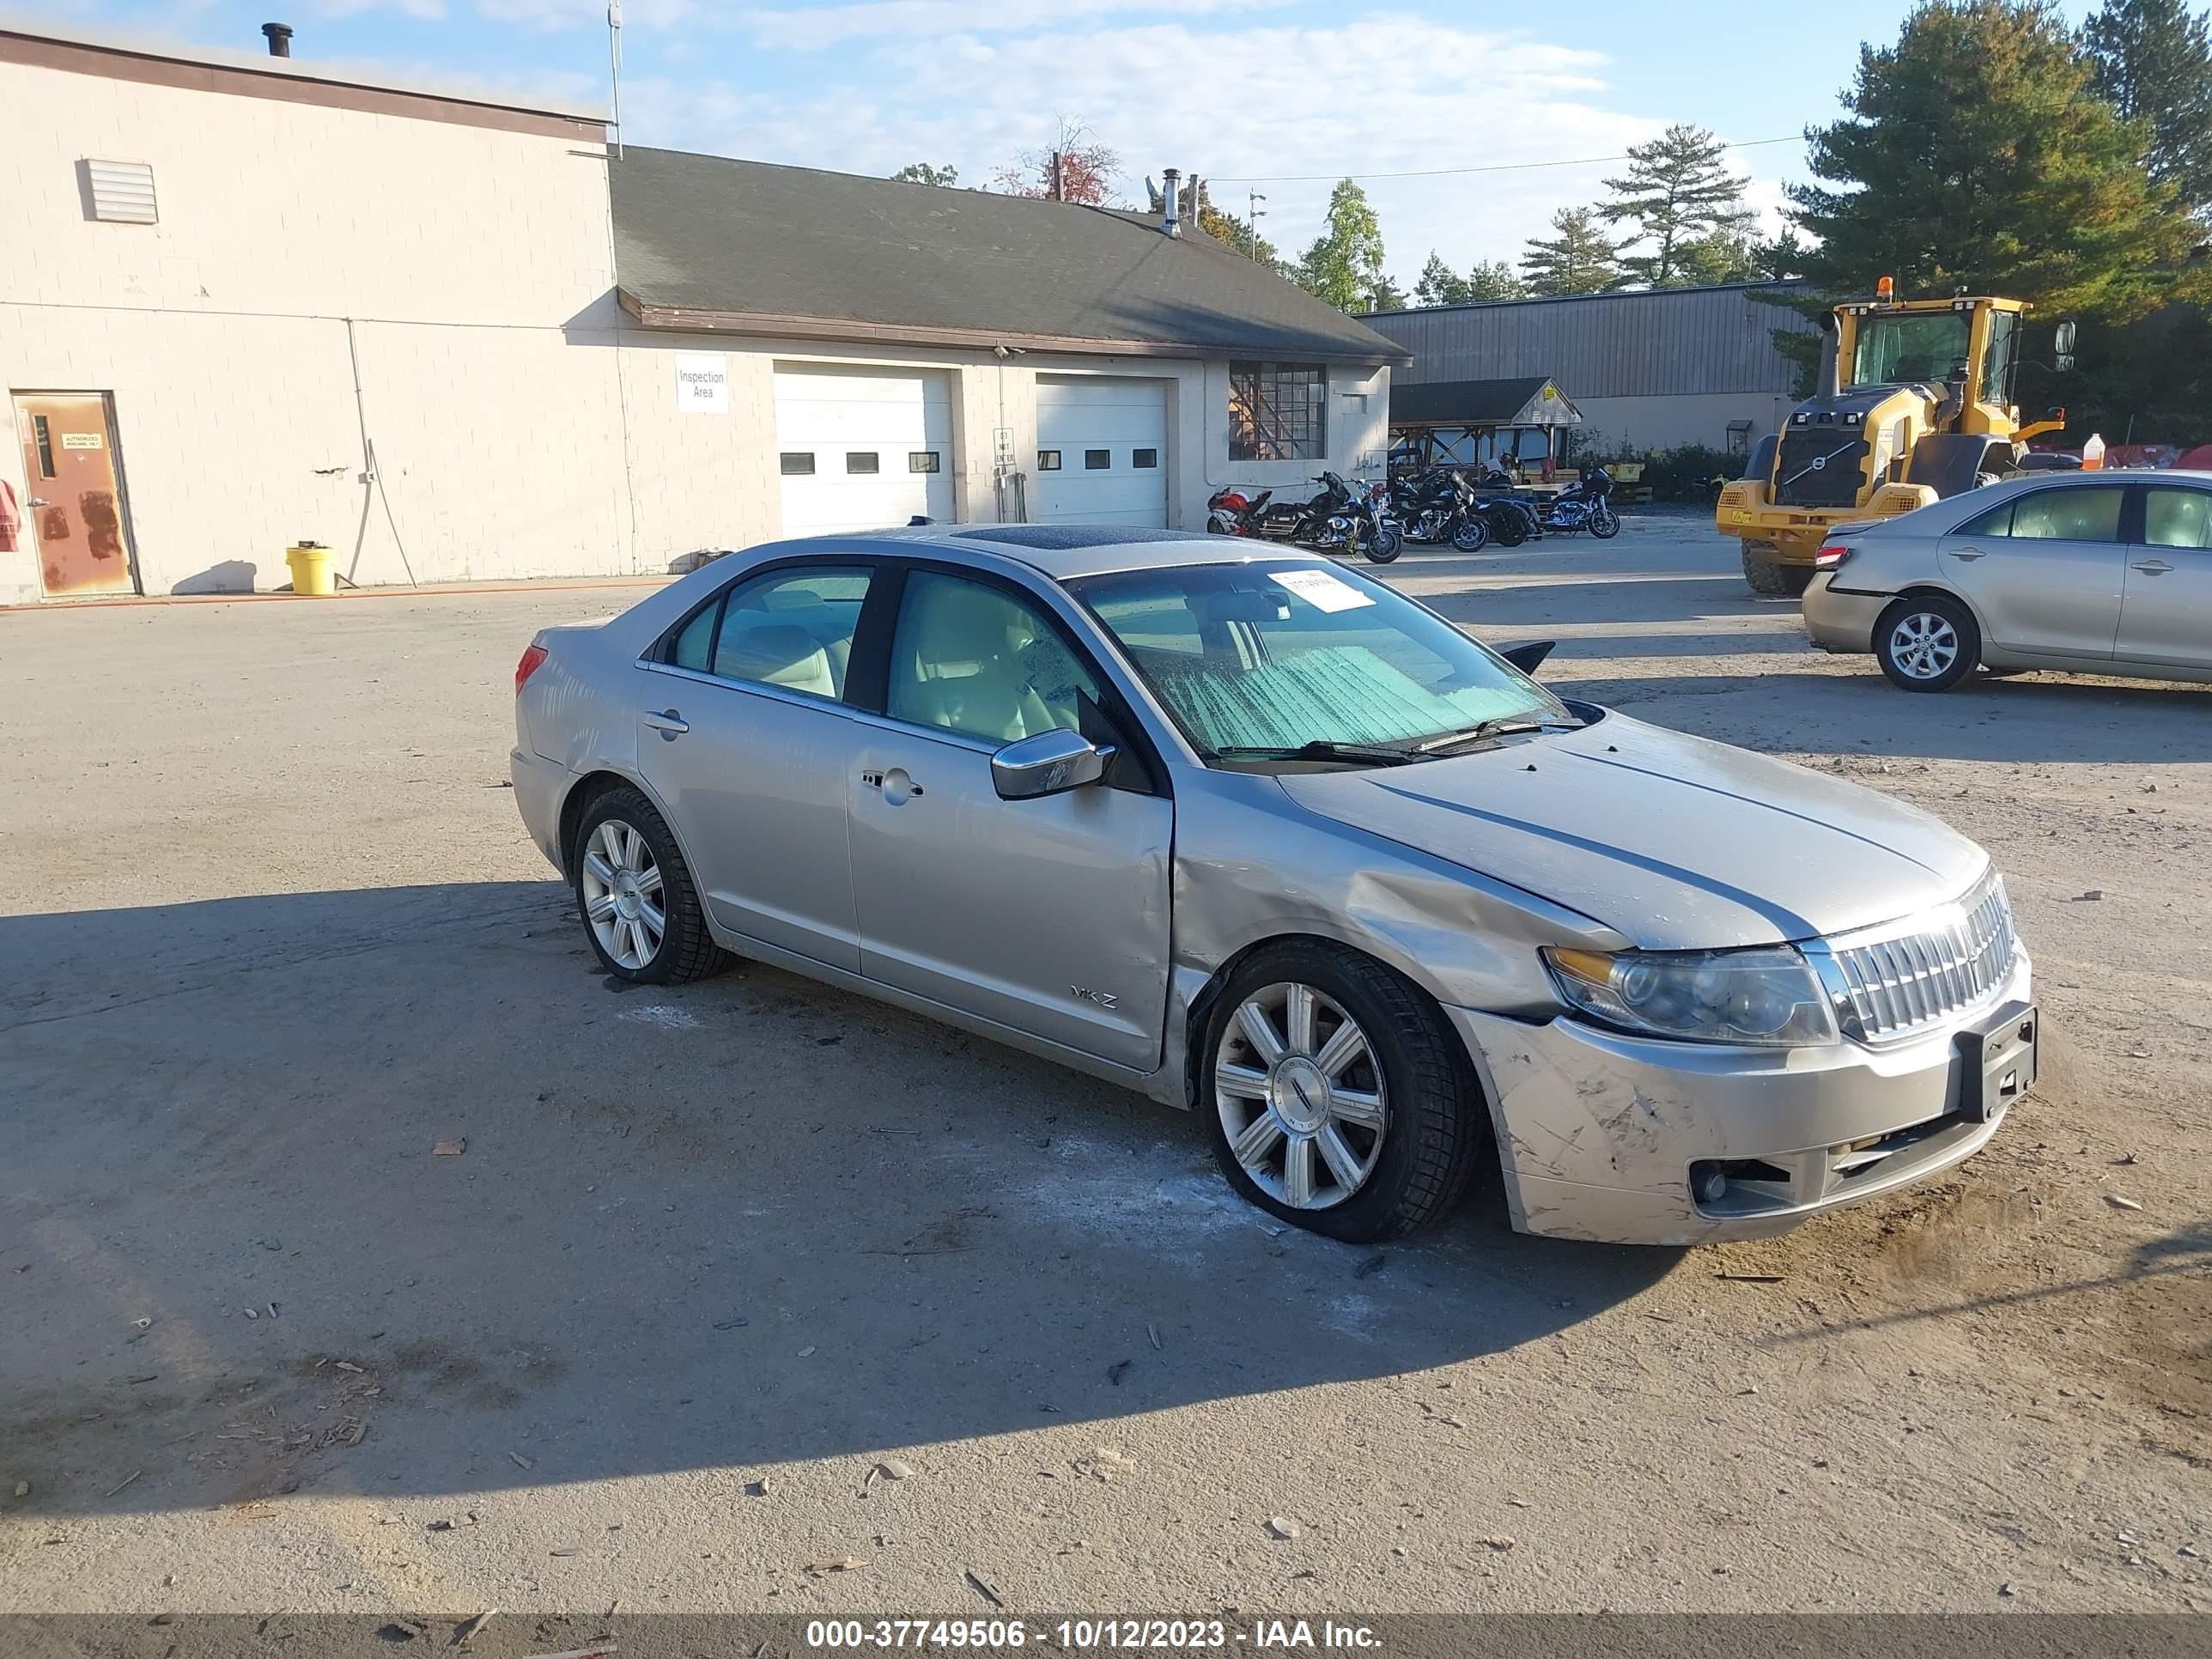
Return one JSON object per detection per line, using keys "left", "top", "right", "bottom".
{"left": 13, "top": 393, "right": 137, "bottom": 598}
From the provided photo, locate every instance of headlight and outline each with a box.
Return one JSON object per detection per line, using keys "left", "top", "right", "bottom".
{"left": 1542, "top": 945, "right": 1838, "bottom": 1046}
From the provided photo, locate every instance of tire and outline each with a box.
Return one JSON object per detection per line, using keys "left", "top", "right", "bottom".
{"left": 1363, "top": 525, "right": 1403, "bottom": 563}
{"left": 1874, "top": 593, "right": 1981, "bottom": 693}
{"left": 1450, "top": 516, "right": 1491, "bottom": 553}
{"left": 1487, "top": 508, "right": 1528, "bottom": 548}
{"left": 1200, "top": 942, "right": 1484, "bottom": 1242}
{"left": 1589, "top": 502, "right": 1621, "bottom": 539}
{"left": 1741, "top": 541, "right": 1812, "bottom": 597}
{"left": 574, "top": 787, "right": 728, "bottom": 982}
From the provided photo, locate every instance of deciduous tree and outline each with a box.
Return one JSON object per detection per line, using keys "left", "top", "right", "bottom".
{"left": 890, "top": 162, "right": 958, "bottom": 187}
{"left": 992, "top": 119, "right": 1121, "bottom": 205}
{"left": 1295, "top": 179, "right": 1389, "bottom": 312}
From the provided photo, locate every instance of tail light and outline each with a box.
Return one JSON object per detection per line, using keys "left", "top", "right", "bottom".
{"left": 514, "top": 642, "right": 550, "bottom": 694}
{"left": 1813, "top": 543, "right": 1851, "bottom": 570}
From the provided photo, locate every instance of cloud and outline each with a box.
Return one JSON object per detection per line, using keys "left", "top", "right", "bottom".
{"left": 739, "top": 0, "right": 1279, "bottom": 51}
{"left": 615, "top": 15, "right": 1722, "bottom": 276}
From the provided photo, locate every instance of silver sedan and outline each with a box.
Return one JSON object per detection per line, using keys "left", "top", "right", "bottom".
{"left": 1802, "top": 469, "right": 2212, "bottom": 690}
{"left": 512, "top": 527, "right": 2034, "bottom": 1246}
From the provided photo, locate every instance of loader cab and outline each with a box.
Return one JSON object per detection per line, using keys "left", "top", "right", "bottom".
{"left": 1834, "top": 295, "right": 2031, "bottom": 437}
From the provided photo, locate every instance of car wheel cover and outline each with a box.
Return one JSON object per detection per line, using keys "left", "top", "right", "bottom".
{"left": 580, "top": 818, "right": 666, "bottom": 970}
{"left": 1888, "top": 611, "right": 1960, "bottom": 679}
{"left": 1215, "top": 981, "right": 1387, "bottom": 1210}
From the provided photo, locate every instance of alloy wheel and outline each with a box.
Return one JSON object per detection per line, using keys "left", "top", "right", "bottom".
{"left": 1888, "top": 611, "right": 1959, "bottom": 680}
{"left": 580, "top": 818, "right": 665, "bottom": 970}
{"left": 1214, "top": 982, "right": 1388, "bottom": 1210}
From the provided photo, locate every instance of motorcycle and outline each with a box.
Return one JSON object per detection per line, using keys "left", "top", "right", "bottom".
{"left": 1535, "top": 465, "right": 1621, "bottom": 538}
{"left": 1467, "top": 465, "right": 1540, "bottom": 546}
{"left": 1207, "top": 472, "right": 1403, "bottom": 562}
{"left": 1389, "top": 468, "right": 1491, "bottom": 553}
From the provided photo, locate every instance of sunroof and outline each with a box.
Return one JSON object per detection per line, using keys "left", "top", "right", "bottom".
{"left": 951, "top": 526, "right": 1201, "bottom": 550}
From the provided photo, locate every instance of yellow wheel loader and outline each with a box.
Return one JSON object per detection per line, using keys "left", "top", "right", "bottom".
{"left": 1717, "top": 282, "right": 2073, "bottom": 596}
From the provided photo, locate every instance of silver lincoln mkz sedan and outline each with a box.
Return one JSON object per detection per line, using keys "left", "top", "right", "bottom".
{"left": 511, "top": 526, "right": 2035, "bottom": 1246}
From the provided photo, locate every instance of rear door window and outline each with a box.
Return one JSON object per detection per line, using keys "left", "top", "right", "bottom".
{"left": 2005, "top": 487, "right": 2125, "bottom": 542}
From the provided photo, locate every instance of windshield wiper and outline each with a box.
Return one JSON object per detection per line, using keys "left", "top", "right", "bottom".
{"left": 1211, "top": 739, "right": 1419, "bottom": 767}
{"left": 1413, "top": 714, "right": 1583, "bottom": 756}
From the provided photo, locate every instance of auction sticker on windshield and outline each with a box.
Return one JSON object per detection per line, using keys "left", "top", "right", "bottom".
{"left": 1269, "top": 568, "right": 1375, "bottom": 612}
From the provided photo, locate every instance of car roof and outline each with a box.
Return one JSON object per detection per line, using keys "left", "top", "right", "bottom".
{"left": 2000, "top": 467, "right": 2212, "bottom": 485}
{"left": 787, "top": 524, "right": 1342, "bottom": 581}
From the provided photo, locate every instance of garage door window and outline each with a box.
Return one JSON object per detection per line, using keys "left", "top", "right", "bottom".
{"left": 1085, "top": 449, "right": 1111, "bottom": 470}
{"left": 908, "top": 452, "right": 940, "bottom": 473}
{"left": 1037, "top": 450, "right": 1062, "bottom": 471}
{"left": 780, "top": 453, "right": 815, "bottom": 476}
{"left": 1230, "top": 363, "right": 1325, "bottom": 461}
{"left": 1133, "top": 448, "right": 1158, "bottom": 469}
{"left": 847, "top": 453, "right": 880, "bottom": 475}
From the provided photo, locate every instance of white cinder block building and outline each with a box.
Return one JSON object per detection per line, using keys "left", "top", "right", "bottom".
{"left": 1, "top": 24, "right": 1403, "bottom": 604}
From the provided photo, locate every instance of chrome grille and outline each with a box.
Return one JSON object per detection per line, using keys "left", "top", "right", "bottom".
{"left": 1822, "top": 871, "right": 2018, "bottom": 1042}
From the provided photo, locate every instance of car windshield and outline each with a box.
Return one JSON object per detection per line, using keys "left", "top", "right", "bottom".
{"left": 1070, "top": 561, "right": 1568, "bottom": 765}
{"left": 1850, "top": 312, "right": 1971, "bottom": 386}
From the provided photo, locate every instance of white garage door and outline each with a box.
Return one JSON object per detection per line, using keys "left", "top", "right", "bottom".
{"left": 1033, "top": 377, "right": 1169, "bottom": 527}
{"left": 774, "top": 367, "right": 955, "bottom": 537}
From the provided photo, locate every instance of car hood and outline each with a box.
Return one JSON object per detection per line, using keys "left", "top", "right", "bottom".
{"left": 1274, "top": 713, "right": 1987, "bottom": 950}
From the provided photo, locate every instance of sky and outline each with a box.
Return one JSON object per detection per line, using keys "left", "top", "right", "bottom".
{"left": 17, "top": 0, "right": 2101, "bottom": 285}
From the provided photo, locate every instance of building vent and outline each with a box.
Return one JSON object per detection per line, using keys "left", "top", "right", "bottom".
{"left": 83, "top": 159, "right": 159, "bottom": 224}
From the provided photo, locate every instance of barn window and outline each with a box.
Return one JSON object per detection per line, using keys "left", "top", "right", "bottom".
{"left": 1229, "top": 363, "right": 1324, "bottom": 461}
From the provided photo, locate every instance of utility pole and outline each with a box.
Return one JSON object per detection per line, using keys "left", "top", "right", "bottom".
{"left": 1050, "top": 150, "right": 1063, "bottom": 202}
{"left": 1249, "top": 190, "right": 1267, "bottom": 260}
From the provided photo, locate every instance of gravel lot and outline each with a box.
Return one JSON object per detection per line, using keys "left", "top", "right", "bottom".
{"left": 2, "top": 514, "right": 2206, "bottom": 1617}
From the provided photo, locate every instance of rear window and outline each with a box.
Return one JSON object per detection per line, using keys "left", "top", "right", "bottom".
{"left": 1960, "top": 486, "right": 2124, "bottom": 542}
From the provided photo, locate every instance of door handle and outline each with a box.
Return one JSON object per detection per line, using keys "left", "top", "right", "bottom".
{"left": 1950, "top": 547, "right": 1986, "bottom": 562}
{"left": 2131, "top": 558, "right": 2175, "bottom": 574}
{"left": 27, "top": 497, "right": 49, "bottom": 507}
{"left": 642, "top": 708, "right": 688, "bottom": 738}
{"left": 862, "top": 769, "right": 923, "bottom": 800}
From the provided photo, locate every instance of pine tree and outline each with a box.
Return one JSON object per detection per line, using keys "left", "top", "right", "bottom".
{"left": 1790, "top": 0, "right": 2206, "bottom": 321}
{"left": 1295, "top": 179, "right": 1389, "bottom": 312}
{"left": 1601, "top": 125, "right": 1758, "bottom": 287}
{"left": 1519, "top": 208, "right": 1625, "bottom": 295}
{"left": 2083, "top": 0, "right": 2212, "bottom": 214}
{"left": 1464, "top": 259, "right": 1529, "bottom": 301}
{"left": 1414, "top": 252, "right": 1473, "bottom": 306}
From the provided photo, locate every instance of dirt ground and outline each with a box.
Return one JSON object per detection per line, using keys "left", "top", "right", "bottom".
{"left": 1, "top": 513, "right": 2205, "bottom": 1617}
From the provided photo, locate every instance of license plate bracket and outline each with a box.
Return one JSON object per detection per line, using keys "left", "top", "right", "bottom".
{"left": 1954, "top": 1000, "right": 2037, "bottom": 1122}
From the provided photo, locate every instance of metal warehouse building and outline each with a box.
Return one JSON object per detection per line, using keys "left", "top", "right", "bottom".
{"left": 1365, "top": 282, "right": 1818, "bottom": 457}
{"left": 2, "top": 24, "right": 1397, "bottom": 604}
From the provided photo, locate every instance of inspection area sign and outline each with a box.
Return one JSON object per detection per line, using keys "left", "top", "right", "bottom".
{"left": 675, "top": 354, "right": 729, "bottom": 414}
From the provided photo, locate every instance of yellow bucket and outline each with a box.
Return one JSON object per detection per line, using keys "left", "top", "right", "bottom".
{"left": 286, "top": 541, "right": 336, "bottom": 597}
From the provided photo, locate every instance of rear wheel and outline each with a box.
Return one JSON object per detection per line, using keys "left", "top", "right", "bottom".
{"left": 1201, "top": 943, "right": 1484, "bottom": 1242}
{"left": 1875, "top": 593, "right": 1980, "bottom": 692}
{"left": 1487, "top": 508, "right": 1528, "bottom": 548}
{"left": 574, "top": 787, "right": 727, "bottom": 982}
{"left": 1742, "top": 541, "right": 1811, "bottom": 597}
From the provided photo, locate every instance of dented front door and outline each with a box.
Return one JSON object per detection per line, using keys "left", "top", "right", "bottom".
{"left": 13, "top": 394, "right": 137, "bottom": 598}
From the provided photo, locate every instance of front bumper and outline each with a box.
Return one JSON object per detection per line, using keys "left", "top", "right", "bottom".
{"left": 509, "top": 745, "right": 571, "bottom": 876}
{"left": 1800, "top": 573, "right": 1890, "bottom": 653}
{"left": 1445, "top": 951, "right": 2033, "bottom": 1245}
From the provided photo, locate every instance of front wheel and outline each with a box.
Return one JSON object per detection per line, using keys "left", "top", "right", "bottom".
{"left": 1202, "top": 943, "right": 1484, "bottom": 1242}
{"left": 1874, "top": 593, "right": 1981, "bottom": 692}
{"left": 1363, "top": 525, "right": 1403, "bottom": 563}
{"left": 1450, "top": 516, "right": 1490, "bottom": 553}
{"left": 574, "top": 787, "right": 728, "bottom": 982}
{"left": 1589, "top": 502, "right": 1621, "bottom": 539}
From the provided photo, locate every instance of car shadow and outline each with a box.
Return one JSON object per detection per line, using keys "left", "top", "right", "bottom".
{"left": 0, "top": 883, "right": 1675, "bottom": 1519}
{"left": 1548, "top": 668, "right": 2212, "bottom": 764}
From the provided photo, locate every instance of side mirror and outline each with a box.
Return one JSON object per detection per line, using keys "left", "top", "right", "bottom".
{"left": 1498, "top": 641, "right": 1556, "bottom": 675}
{"left": 991, "top": 729, "right": 1115, "bottom": 800}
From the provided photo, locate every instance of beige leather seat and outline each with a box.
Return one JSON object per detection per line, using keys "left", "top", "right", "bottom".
{"left": 713, "top": 619, "right": 837, "bottom": 700}
{"left": 891, "top": 580, "right": 1060, "bottom": 743}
